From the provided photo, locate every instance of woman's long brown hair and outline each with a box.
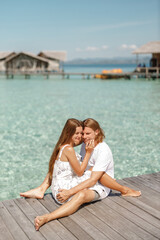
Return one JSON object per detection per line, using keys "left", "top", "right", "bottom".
{"left": 48, "top": 118, "right": 82, "bottom": 185}
{"left": 83, "top": 118, "right": 105, "bottom": 144}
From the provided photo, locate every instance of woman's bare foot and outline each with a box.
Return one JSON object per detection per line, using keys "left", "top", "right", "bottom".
{"left": 20, "top": 187, "right": 44, "bottom": 199}
{"left": 121, "top": 187, "right": 141, "bottom": 197}
{"left": 34, "top": 215, "right": 48, "bottom": 231}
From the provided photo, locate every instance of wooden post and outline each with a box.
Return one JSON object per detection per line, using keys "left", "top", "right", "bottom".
{"left": 82, "top": 74, "right": 85, "bottom": 79}
{"left": 156, "top": 67, "right": 159, "bottom": 79}
{"left": 146, "top": 68, "right": 148, "bottom": 78}
{"left": 136, "top": 54, "right": 139, "bottom": 66}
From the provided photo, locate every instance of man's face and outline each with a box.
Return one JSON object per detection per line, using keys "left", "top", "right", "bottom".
{"left": 72, "top": 126, "right": 83, "bottom": 146}
{"left": 83, "top": 127, "right": 97, "bottom": 144}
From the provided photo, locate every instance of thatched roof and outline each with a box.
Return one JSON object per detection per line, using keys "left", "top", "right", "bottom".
{"left": 5, "top": 52, "right": 49, "bottom": 63}
{"left": 0, "top": 52, "right": 15, "bottom": 60}
{"left": 38, "top": 51, "right": 67, "bottom": 61}
{"left": 47, "top": 60, "right": 59, "bottom": 71}
{"left": 133, "top": 41, "right": 160, "bottom": 54}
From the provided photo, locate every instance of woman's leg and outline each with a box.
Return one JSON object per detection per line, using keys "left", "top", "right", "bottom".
{"left": 99, "top": 173, "right": 141, "bottom": 197}
{"left": 20, "top": 173, "right": 50, "bottom": 199}
{"left": 34, "top": 189, "right": 95, "bottom": 230}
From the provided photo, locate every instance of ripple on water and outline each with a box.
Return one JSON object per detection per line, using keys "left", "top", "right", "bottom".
{"left": 0, "top": 78, "right": 160, "bottom": 200}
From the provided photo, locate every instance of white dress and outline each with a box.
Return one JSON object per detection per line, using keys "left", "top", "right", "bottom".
{"left": 51, "top": 145, "right": 105, "bottom": 204}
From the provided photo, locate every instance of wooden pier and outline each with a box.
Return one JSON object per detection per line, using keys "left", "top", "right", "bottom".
{"left": 0, "top": 69, "right": 160, "bottom": 80}
{"left": 0, "top": 172, "right": 160, "bottom": 240}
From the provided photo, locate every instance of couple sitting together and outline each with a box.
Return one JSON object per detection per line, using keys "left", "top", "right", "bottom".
{"left": 20, "top": 118, "right": 141, "bottom": 230}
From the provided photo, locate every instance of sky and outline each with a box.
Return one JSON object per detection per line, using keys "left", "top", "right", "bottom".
{"left": 0, "top": 0, "right": 159, "bottom": 60}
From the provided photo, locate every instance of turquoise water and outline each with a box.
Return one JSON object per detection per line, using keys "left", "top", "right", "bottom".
{"left": 0, "top": 65, "right": 160, "bottom": 200}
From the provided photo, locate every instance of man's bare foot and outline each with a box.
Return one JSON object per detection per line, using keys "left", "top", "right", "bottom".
{"left": 121, "top": 187, "right": 141, "bottom": 197}
{"left": 20, "top": 187, "right": 44, "bottom": 199}
{"left": 34, "top": 215, "right": 48, "bottom": 231}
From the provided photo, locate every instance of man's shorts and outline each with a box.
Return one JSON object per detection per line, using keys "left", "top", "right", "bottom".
{"left": 91, "top": 190, "right": 100, "bottom": 202}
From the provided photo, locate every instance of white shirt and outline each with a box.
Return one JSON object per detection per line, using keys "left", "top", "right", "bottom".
{"left": 80, "top": 141, "right": 114, "bottom": 196}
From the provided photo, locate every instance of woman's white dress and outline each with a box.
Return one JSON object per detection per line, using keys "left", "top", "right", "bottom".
{"left": 51, "top": 145, "right": 105, "bottom": 204}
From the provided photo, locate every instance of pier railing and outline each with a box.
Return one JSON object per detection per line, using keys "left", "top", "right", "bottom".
{"left": 0, "top": 68, "right": 160, "bottom": 79}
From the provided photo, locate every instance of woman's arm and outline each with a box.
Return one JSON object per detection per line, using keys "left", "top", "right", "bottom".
{"left": 64, "top": 143, "right": 93, "bottom": 176}
{"left": 57, "top": 171, "right": 104, "bottom": 202}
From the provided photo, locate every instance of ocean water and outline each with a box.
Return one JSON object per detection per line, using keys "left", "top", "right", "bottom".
{"left": 63, "top": 63, "right": 137, "bottom": 74}
{"left": 0, "top": 64, "right": 160, "bottom": 201}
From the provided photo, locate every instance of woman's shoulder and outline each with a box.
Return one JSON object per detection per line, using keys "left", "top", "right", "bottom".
{"left": 62, "top": 145, "right": 75, "bottom": 155}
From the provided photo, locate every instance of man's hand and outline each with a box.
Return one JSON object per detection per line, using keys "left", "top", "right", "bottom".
{"left": 56, "top": 189, "right": 71, "bottom": 203}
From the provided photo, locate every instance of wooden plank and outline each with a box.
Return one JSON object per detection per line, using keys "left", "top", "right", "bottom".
{"left": 0, "top": 215, "right": 15, "bottom": 240}
{"left": 122, "top": 175, "right": 160, "bottom": 201}
{"left": 0, "top": 201, "right": 29, "bottom": 240}
{"left": 120, "top": 178, "right": 160, "bottom": 211}
{"left": 150, "top": 172, "right": 160, "bottom": 182}
{"left": 1, "top": 172, "right": 159, "bottom": 240}
{"left": 15, "top": 198, "right": 62, "bottom": 240}
{"left": 39, "top": 194, "right": 93, "bottom": 240}
{"left": 2, "top": 199, "right": 45, "bottom": 240}
{"left": 68, "top": 209, "right": 109, "bottom": 240}
{"left": 103, "top": 196, "right": 160, "bottom": 239}
{"left": 109, "top": 193, "right": 160, "bottom": 229}
{"left": 85, "top": 201, "right": 141, "bottom": 240}
{"left": 78, "top": 207, "right": 125, "bottom": 240}
{"left": 137, "top": 175, "right": 160, "bottom": 192}
{"left": 118, "top": 179, "right": 160, "bottom": 216}
{"left": 26, "top": 197, "right": 77, "bottom": 240}
{"left": 96, "top": 200, "right": 155, "bottom": 240}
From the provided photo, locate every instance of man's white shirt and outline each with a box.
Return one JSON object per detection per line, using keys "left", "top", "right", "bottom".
{"left": 80, "top": 141, "right": 114, "bottom": 196}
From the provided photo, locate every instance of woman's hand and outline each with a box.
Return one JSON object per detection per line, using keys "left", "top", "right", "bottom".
{"left": 85, "top": 139, "right": 95, "bottom": 153}
{"left": 56, "top": 189, "right": 71, "bottom": 203}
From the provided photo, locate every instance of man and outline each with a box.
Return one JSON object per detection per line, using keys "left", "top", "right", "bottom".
{"left": 57, "top": 118, "right": 140, "bottom": 203}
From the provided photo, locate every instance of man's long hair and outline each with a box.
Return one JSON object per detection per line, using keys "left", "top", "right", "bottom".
{"left": 83, "top": 118, "right": 105, "bottom": 143}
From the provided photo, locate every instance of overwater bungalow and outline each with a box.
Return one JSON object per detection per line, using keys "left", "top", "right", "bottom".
{"left": 0, "top": 52, "right": 16, "bottom": 72}
{"left": 0, "top": 51, "right": 67, "bottom": 75}
{"left": 5, "top": 52, "right": 50, "bottom": 74}
{"left": 133, "top": 41, "right": 160, "bottom": 77}
{"left": 38, "top": 51, "right": 67, "bottom": 72}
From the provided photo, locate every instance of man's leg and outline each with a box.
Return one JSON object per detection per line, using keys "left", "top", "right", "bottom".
{"left": 34, "top": 189, "right": 95, "bottom": 230}
{"left": 20, "top": 173, "right": 50, "bottom": 199}
{"left": 99, "top": 173, "right": 141, "bottom": 197}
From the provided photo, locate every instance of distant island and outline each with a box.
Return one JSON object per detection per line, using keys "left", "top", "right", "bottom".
{"left": 64, "top": 56, "right": 150, "bottom": 65}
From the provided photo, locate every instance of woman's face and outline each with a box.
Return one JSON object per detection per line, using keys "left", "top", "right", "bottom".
{"left": 71, "top": 126, "right": 83, "bottom": 146}
{"left": 83, "top": 127, "right": 98, "bottom": 144}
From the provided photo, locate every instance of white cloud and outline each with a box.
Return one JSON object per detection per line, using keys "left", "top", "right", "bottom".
{"left": 85, "top": 20, "right": 155, "bottom": 32}
{"left": 102, "top": 45, "right": 108, "bottom": 50}
{"left": 121, "top": 44, "right": 128, "bottom": 49}
{"left": 86, "top": 46, "right": 99, "bottom": 51}
{"left": 121, "top": 44, "right": 137, "bottom": 50}
{"left": 75, "top": 48, "right": 83, "bottom": 52}
{"left": 75, "top": 45, "right": 109, "bottom": 52}
{"left": 129, "top": 44, "right": 137, "bottom": 49}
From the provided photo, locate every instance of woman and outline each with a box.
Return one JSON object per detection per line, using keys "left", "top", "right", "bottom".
{"left": 20, "top": 118, "right": 97, "bottom": 203}
{"left": 20, "top": 118, "right": 141, "bottom": 230}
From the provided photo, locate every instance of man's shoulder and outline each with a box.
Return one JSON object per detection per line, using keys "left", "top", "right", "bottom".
{"left": 97, "top": 141, "right": 110, "bottom": 150}
{"left": 96, "top": 142, "right": 112, "bottom": 155}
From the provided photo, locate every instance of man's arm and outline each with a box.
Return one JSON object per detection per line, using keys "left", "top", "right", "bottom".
{"left": 56, "top": 171, "right": 104, "bottom": 203}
